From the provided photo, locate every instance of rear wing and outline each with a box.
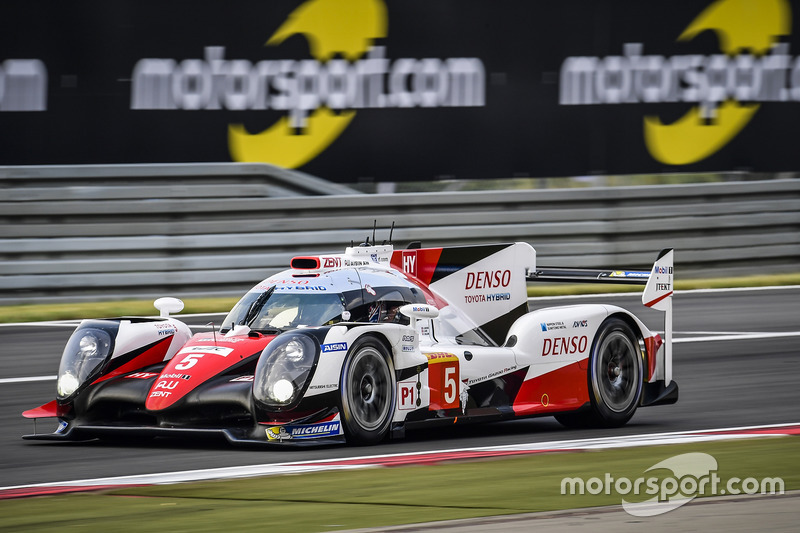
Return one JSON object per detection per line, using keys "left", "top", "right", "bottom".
{"left": 527, "top": 249, "right": 675, "bottom": 384}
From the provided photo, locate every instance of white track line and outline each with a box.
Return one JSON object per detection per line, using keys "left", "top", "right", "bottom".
{"left": 0, "top": 375, "right": 56, "bottom": 384}
{"left": 1, "top": 286, "right": 796, "bottom": 328}
{"left": 2, "top": 422, "right": 797, "bottom": 492}
{"left": 0, "top": 314, "right": 226, "bottom": 328}
{"left": 530, "top": 285, "right": 800, "bottom": 301}
{"left": 0, "top": 321, "right": 82, "bottom": 328}
{"left": 2, "top": 329, "right": 797, "bottom": 385}
{"left": 674, "top": 331, "right": 800, "bottom": 343}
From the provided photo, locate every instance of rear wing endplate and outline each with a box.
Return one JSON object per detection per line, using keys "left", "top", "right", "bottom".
{"left": 527, "top": 249, "right": 674, "bottom": 384}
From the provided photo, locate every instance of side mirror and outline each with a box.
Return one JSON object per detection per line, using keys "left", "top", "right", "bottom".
{"left": 399, "top": 304, "right": 439, "bottom": 329}
{"left": 225, "top": 324, "right": 252, "bottom": 337}
{"left": 154, "top": 297, "right": 184, "bottom": 318}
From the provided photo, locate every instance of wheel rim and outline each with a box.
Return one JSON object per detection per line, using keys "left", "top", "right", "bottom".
{"left": 346, "top": 346, "right": 392, "bottom": 431}
{"left": 593, "top": 330, "right": 640, "bottom": 413}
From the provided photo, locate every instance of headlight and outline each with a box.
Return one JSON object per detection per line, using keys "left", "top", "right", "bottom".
{"left": 253, "top": 334, "right": 319, "bottom": 408}
{"left": 270, "top": 379, "right": 295, "bottom": 403}
{"left": 284, "top": 340, "right": 305, "bottom": 363}
{"left": 57, "top": 326, "right": 113, "bottom": 400}
{"left": 78, "top": 334, "right": 100, "bottom": 356}
{"left": 57, "top": 373, "right": 80, "bottom": 397}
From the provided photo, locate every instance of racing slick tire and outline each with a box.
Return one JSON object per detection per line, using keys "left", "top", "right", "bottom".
{"left": 556, "top": 317, "right": 643, "bottom": 428}
{"left": 339, "top": 336, "right": 396, "bottom": 445}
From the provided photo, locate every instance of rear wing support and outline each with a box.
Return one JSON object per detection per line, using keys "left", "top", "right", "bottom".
{"left": 527, "top": 249, "right": 674, "bottom": 384}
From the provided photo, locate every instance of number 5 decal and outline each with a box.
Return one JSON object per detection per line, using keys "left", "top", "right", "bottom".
{"left": 175, "top": 353, "right": 204, "bottom": 370}
{"left": 425, "top": 352, "right": 460, "bottom": 411}
{"left": 443, "top": 367, "right": 457, "bottom": 405}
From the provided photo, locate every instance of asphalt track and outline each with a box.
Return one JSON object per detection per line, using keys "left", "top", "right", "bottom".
{"left": 1, "top": 288, "right": 798, "bottom": 489}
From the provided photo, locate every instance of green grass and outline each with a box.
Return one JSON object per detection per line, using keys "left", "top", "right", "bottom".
{"left": 1, "top": 273, "right": 798, "bottom": 323}
{"left": 355, "top": 171, "right": 737, "bottom": 193}
{"left": 2, "top": 437, "right": 797, "bottom": 532}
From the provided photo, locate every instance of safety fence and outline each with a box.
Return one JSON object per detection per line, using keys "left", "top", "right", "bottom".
{"left": 1, "top": 166, "right": 798, "bottom": 304}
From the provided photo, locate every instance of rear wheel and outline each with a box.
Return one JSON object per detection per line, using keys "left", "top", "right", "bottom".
{"left": 556, "top": 317, "right": 643, "bottom": 428}
{"left": 339, "top": 337, "right": 395, "bottom": 445}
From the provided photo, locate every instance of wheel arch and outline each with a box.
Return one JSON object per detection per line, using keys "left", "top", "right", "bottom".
{"left": 606, "top": 310, "right": 649, "bottom": 371}
{"left": 336, "top": 324, "right": 399, "bottom": 364}
{"left": 354, "top": 331, "right": 396, "bottom": 365}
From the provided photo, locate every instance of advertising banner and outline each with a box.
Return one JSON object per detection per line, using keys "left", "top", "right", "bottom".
{"left": 2, "top": 0, "right": 799, "bottom": 181}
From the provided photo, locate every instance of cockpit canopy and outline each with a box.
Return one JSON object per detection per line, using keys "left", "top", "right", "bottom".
{"left": 220, "top": 267, "right": 426, "bottom": 334}
{"left": 221, "top": 292, "right": 346, "bottom": 332}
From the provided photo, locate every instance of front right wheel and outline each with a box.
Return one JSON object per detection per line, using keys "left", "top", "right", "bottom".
{"left": 339, "top": 337, "right": 395, "bottom": 445}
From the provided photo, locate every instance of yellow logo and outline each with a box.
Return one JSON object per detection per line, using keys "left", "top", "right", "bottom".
{"left": 265, "top": 425, "right": 292, "bottom": 441}
{"left": 130, "top": 0, "right": 484, "bottom": 170}
{"left": 228, "top": 0, "right": 387, "bottom": 168}
{"left": 559, "top": 0, "right": 792, "bottom": 166}
{"left": 644, "top": 0, "right": 791, "bottom": 165}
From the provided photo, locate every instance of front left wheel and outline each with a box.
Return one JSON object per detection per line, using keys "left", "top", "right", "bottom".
{"left": 339, "top": 337, "right": 395, "bottom": 445}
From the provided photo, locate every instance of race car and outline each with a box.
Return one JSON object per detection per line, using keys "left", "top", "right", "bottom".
{"left": 23, "top": 239, "right": 677, "bottom": 446}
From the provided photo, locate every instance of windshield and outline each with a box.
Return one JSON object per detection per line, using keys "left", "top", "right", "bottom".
{"left": 220, "top": 291, "right": 347, "bottom": 333}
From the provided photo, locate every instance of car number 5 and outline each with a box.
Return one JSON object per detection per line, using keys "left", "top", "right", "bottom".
{"left": 175, "top": 353, "right": 204, "bottom": 370}
{"left": 444, "top": 366, "right": 457, "bottom": 404}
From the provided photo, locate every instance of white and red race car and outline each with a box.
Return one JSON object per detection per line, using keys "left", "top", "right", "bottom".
{"left": 24, "top": 240, "right": 677, "bottom": 446}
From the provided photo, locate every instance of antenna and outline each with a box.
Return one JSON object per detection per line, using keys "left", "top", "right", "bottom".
{"left": 388, "top": 221, "right": 395, "bottom": 244}
{"left": 207, "top": 322, "right": 217, "bottom": 345}
{"left": 372, "top": 220, "right": 377, "bottom": 245}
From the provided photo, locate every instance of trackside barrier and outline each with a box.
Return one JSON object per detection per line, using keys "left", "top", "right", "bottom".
{"left": 0, "top": 168, "right": 798, "bottom": 304}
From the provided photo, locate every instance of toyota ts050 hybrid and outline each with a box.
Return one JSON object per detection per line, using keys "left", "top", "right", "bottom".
{"left": 24, "top": 240, "right": 677, "bottom": 446}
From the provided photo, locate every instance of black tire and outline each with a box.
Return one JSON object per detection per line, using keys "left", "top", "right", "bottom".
{"left": 339, "top": 336, "right": 396, "bottom": 445}
{"left": 556, "top": 318, "right": 643, "bottom": 428}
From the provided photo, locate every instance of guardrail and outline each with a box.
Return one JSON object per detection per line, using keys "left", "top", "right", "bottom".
{"left": 1, "top": 167, "right": 798, "bottom": 305}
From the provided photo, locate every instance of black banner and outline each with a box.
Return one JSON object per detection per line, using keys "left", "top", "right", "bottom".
{"left": 2, "top": 0, "right": 799, "bottom": 181}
